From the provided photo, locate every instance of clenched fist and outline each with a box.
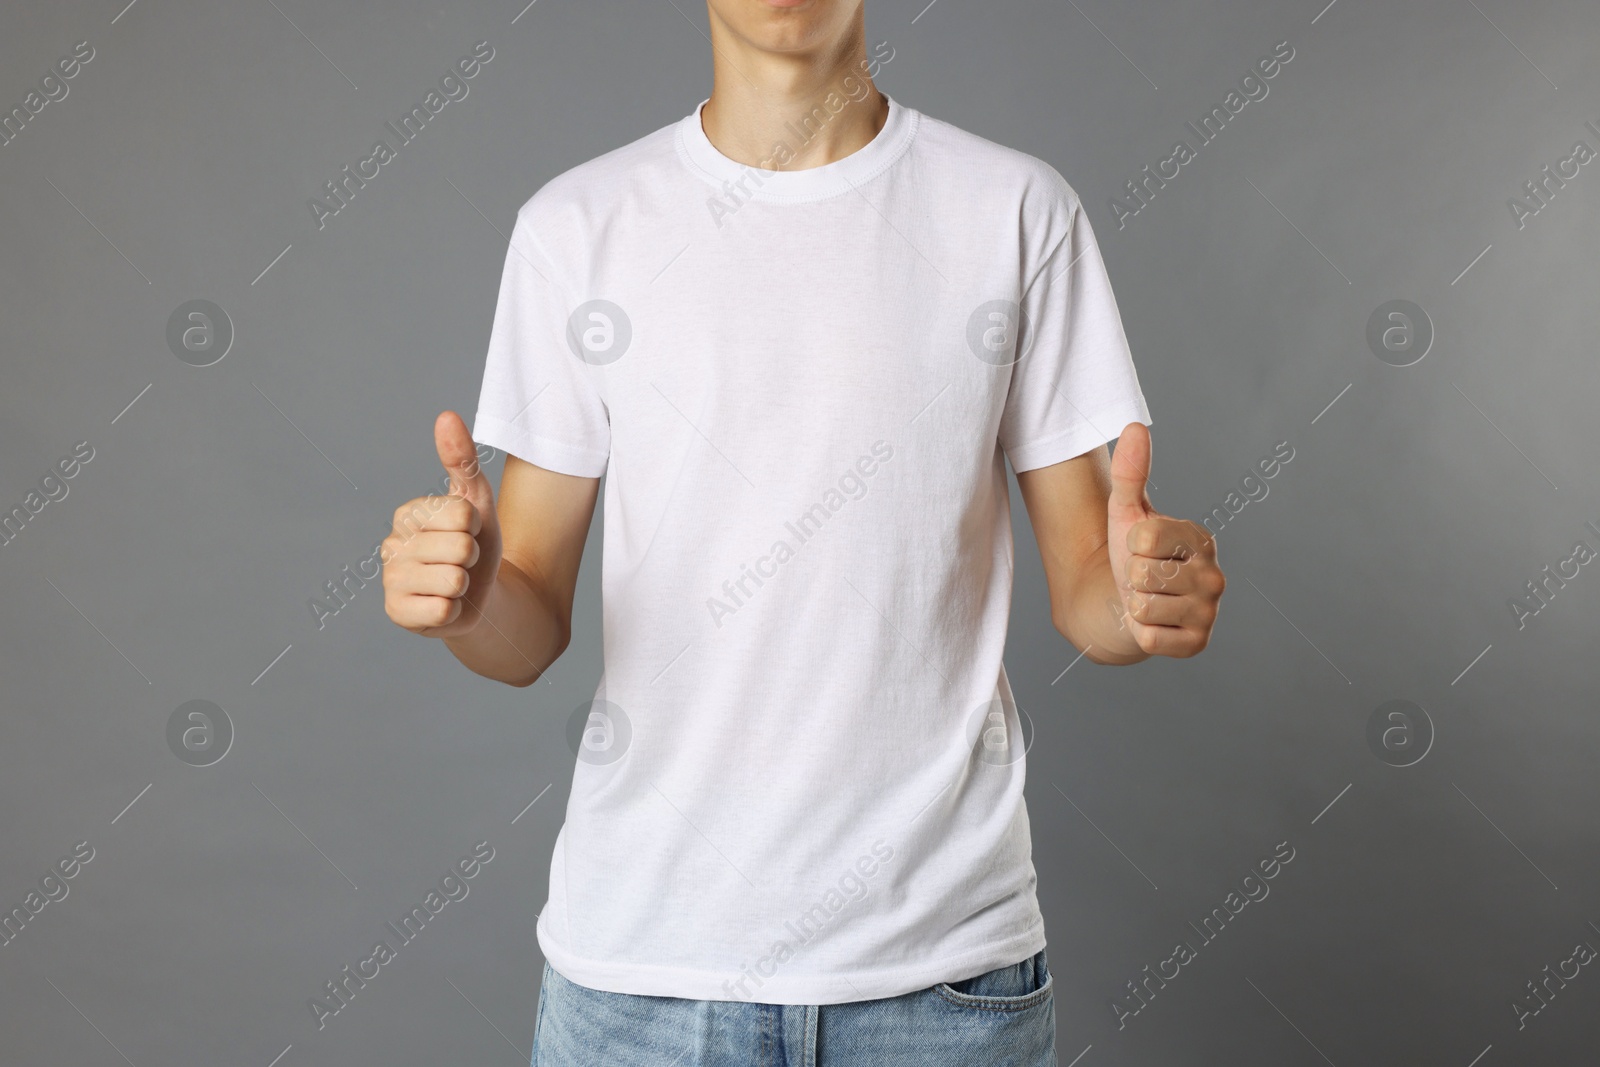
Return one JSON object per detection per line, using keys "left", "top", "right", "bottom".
{"left": 1107, "top": 422, "right": 1226, "bottom": 658}
{"left": 382, "top": 411, "right": 504, "bottom": 638}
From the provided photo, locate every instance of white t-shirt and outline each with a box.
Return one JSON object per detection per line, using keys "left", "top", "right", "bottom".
{"left": 472, "top": 92, "right": 1151, "bottom": 1005}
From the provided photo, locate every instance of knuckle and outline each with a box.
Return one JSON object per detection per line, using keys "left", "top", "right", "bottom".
{"left": 392, "top": 498, "right": 425, "bottom": 529}
{"left": 437, "top": 533, "right": 468, "bottom": 564}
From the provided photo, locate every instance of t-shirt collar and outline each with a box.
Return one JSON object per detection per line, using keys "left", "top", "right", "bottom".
{"left": 676, "top": 91, "right": 917, "bottom": 203}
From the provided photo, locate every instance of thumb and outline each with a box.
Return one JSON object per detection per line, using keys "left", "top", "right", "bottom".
{"left": 1108, "top": 421, "right": 1153, "bottom": 516}
{"left": 434, "top": 411, "right": 493, "bottom": 507}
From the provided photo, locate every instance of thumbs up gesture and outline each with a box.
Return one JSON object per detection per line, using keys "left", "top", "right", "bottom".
{"left": 381, "top": 412, "right": 504, "bottom": 638}
{"left": 1106, "top": 422, "right": 1225, "bottom": 658}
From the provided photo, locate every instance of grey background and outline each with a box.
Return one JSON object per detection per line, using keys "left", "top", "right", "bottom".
{"left": 2, "top": 0, "right": 1596, "bottom": 1063}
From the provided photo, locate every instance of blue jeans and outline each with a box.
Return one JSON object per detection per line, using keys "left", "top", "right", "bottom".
{"left": 529, "top": 949, "right": 1054, "bottom": 1066}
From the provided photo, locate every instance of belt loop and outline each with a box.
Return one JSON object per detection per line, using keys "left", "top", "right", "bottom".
{"left": 804, "top": 1004, "right": 819, "bottom": 1067}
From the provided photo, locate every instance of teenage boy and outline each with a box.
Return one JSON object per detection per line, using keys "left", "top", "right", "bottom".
{"left": 382, "top": 1, "right": 1225, "bottom": 1062}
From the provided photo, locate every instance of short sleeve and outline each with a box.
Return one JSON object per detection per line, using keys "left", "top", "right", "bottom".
{"left": 998, "top": 193, "right": 1151, "bottom": 473}
{"left": 472, "top": 216, "right": 611, "bottom": 478}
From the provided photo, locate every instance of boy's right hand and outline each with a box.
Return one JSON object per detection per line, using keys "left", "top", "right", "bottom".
{"left": 382, "top": 411, "right": 504, "bottom": 638}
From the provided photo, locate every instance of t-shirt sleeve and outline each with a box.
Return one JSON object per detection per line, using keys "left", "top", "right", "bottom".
{"left": 998, "top": 190, "right": 1151, "bottom": 474}
{"left": 471, "top": 215, "right": 611, "bottom": 478}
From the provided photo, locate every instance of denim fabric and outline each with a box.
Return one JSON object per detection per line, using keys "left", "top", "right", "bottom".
{"left": 530, "top": 949, "right": 1054, "bottom": 1066}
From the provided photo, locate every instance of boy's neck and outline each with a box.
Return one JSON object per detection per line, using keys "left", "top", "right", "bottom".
{"left": 700, "top": 17, "right": 887, "bottom": 173}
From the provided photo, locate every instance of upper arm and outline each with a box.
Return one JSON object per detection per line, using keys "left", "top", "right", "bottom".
{"left": 1015, "top": 445, "right": 1114, "bottom": 616}
{"left": 495, "top": 454, "right": 600, "bottom": 636}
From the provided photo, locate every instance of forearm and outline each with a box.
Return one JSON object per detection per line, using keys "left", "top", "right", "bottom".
{"left": 443, "top": 559, "right": 570, "bottom": 687}
{"left": 1050, "top": 545, "right": 1151, "bottom": 666}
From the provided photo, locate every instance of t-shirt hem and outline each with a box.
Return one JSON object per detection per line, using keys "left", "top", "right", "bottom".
{"left": 537, "top": 916, "right": 1048, "bottom": 1005}
{"left": 1004, "top": 394, "right": 1152, "bottom": 474}
{"left": 472, "top": 411, "right": 608, "bottom": 478}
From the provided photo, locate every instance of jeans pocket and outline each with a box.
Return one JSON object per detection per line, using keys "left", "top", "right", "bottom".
{"left": 933, "top": 950, "right": 1053, "bottom": 1012}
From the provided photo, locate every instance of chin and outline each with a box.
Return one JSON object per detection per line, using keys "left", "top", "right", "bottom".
{"left": 709, "top": 0, "right": 861, "bottom": 52}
